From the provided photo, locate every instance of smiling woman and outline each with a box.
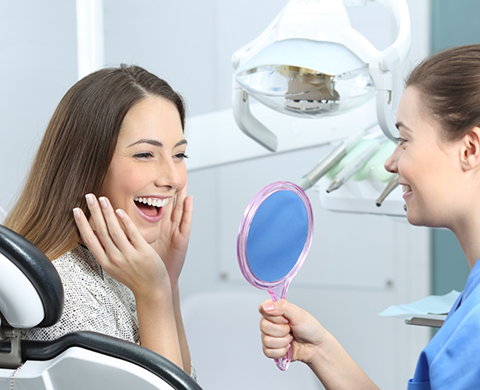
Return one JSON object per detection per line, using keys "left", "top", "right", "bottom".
{"left": 99, "top": 97, "right": 188, "bottom": 244}
{"left": 3, "top": 65, "right": 195, "bottom": 378}
{"left": 258, "top": 45, "right": 480, "bottom": 390}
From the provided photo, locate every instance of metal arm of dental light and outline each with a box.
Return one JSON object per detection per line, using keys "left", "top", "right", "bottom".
{"left": 362, "top": 0, "right": 412, "bottom": 142}
{"left": 231, "top": 5, "right": 287, "bottom": 152}
{"left": 232, "top": 0, "right": 411, "bottom": 150}
{"left": 232, "top": 81, "right": 278, "bottom": 152}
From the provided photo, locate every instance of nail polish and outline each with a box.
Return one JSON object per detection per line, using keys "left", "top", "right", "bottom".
{"left": 85, "top": 194, "right": 94, "bottom": 205}
{"left": 99, "top": 197, "right": 107, "bottom": 209}
{"left": 263, "top": 304, "right": 275, "bottom": 312}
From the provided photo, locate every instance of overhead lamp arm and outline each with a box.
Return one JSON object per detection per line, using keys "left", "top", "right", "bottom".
{"left": 373, "top": 0, "right": 411, "bottom": 142}
{"left": 343, "top": 0, "right": 410, "bottom": 142}
{"left": 377, "top": 0, "right": 412, "bottom": 72}
{"left": 232, "top": 79, "right": 278, "bottom": 152}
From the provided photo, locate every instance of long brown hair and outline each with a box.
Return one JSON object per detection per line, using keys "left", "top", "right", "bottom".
{"left": 4, "top": 64, "right": 185, "bottom": 260}
{"left": 406, "top": 44, "right": 480, "bottom": 141}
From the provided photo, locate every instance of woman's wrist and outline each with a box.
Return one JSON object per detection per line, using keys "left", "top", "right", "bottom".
{"left": 306, "top": 330, "right": 332, "bottom": 367}
{"left": 133, "top": 275, "right": 173, "bottom": 306}
{"left": 171, "top": 281, "right": 180, "bottom": 296}
{"left": 307, "top": 331, "right": 379, "bottom": 390}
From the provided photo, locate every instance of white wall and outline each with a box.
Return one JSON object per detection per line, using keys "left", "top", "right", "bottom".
{"left": 0, "top": 1, "right": 432, "bottom": 389}
{"left": 0, "top": 0, "right": 286, "bottom": 211}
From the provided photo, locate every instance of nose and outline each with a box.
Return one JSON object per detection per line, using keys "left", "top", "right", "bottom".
{"left": 155, "top": 157, "right": 182, "bottom": 190}
{"left": 384, "top": 144, "right": 399, "bottom": 174}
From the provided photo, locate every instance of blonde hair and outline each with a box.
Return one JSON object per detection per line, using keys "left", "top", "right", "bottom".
{"left": 4, "top": 64, "right": 185, "bottom": 260}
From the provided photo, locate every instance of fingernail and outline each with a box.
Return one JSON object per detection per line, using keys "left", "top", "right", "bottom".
{"left": 263, "top": 304, "right": 275, "bottom": 312}
{"left": 85, "top": 194, "right": 94, "bottom": 206}
{"left": 73, "top": 208, "right": 81, "bottom": 219}
{"left": 116, "top": 209, "right": 125, "bottom": 219}
{"left": 283, "top": 318, "right": 290, "bottom": 324}
{"left": 99, "top": 197, "right": 107, "bottom": 209}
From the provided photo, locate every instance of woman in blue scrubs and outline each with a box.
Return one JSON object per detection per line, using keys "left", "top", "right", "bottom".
{"left": 259, "top": 44, "right": 480, "bottom": 389}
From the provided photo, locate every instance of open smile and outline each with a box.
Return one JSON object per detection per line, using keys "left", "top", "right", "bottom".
{"left": 401, "top": 184, "right": 412, "bottom": 199}
{"left": 134, "top": 196, "right": 169, "bottom": 222}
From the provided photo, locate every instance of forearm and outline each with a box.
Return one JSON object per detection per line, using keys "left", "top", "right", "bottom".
{"left": 308, "top": 332, "right": 380, "bottom": 390}
{"left": 171, "top": 283, "right": 192, "bottom": 375}
{"left": 136, "top": 288, "right": 183, "bottom": 370}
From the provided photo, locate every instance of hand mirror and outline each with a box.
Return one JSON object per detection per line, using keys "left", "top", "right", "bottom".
{"left": 237, "top": 181, "right": 314, "bottom": 371}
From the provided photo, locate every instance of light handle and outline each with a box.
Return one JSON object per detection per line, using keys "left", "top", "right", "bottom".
{"left": 232, "top": 79, "right": 278, "bottom": 152}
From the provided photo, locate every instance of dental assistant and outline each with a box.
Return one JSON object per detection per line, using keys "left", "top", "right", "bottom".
{"left": 4, "top": 65, "right": 195, "bottom": 377}
{"left": 259, "top": 44, "right": 480, "bottom": 389}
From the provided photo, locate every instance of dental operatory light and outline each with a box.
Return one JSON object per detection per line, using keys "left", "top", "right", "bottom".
{"left": 232, "top": 0, "right": 411, "bottom": 152}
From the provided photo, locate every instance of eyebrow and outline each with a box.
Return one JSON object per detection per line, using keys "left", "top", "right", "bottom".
{"left": 395, "top": 121, "right": 411, "bottom": 133}
{"left": 127, "top": 138, "right": 188, "bottom": 148}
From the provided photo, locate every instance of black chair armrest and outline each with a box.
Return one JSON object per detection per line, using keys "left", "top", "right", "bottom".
{"left": 0, "top": 331, "right": 202, "bottom": 390}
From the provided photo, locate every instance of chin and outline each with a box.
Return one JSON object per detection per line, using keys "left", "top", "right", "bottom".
{"left": 406, "top": 210, "right": 445, "bottom": 229}
{"left": 406, "top": 214, "right": 423, "bottom": 227}
{"left": 405, "top": 204, "right": 426, "bottom": 227}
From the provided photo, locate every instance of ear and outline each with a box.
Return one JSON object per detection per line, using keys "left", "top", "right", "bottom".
{"left": 460, "top": 127, "right": 480, "bottom": 171}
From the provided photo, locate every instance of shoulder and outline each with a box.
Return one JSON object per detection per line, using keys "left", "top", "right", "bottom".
{"left": 53, "top": 245, "right": 104, "bottom": 281}
{"left": 427, "top": 293, "right": 480, "bottom": 388}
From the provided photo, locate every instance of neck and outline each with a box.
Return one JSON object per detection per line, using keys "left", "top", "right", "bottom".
{"left": 450, "top": 216, "right": 480, "bottom": 270}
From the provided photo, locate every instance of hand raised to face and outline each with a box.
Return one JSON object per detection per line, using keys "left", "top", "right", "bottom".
{"left": 73, "top": 194, "right": 171, "bottom": 300}
{"left": 151, "top": 185, "right": 193, "bottom": 288}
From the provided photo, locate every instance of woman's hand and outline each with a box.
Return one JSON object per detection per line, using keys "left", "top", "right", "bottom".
{"left": 259, "top": 299, "right": 325, "bottom": 365}
{"left": 73, "top": 194, "right": 171, "bottom": 299}
{"left": 151, "top": 185, "right": 193, "bottom": 288}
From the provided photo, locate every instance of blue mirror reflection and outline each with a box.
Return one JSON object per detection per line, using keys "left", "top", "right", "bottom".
{"left": 246, "top": 190, "right": 308, "bottom": 283}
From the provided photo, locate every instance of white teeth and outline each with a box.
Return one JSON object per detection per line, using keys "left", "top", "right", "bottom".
{"left": 134, "top": 197, "right": 169, "bottom": 208}
{"left": 402, "top": 185, "right": 412, "bottom": 193}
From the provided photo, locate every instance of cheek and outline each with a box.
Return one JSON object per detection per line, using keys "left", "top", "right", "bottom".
{"left": 103, "top": 165, "right": 146, "bottom": 204}
{"left": 177, "top": 165, "right": 188, "bottom": 192}
{"left": 398, "top": 150, "right": 434, "bottom": 182}
{"left": 396, "top": 156, "right": 412, "bottom": 179}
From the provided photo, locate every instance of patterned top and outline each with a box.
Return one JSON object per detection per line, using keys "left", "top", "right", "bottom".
{"left": 23, "top": 244, "right": 140, "bottom": 342}
{"left": 22, "top": 244, "right": 197, "bottom": 380}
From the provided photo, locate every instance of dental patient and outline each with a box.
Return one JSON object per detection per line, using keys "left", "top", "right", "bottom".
{"left": 3, "top": 65, "right": 195, "bottom": 378}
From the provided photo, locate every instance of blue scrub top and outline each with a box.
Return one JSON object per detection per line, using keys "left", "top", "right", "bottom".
{"left": 407, "top": 258, "right": 480, "bottom": 389}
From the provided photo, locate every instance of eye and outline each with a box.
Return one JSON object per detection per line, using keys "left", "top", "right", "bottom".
{"left": 174, "top": 152, "right": 189, "bottom": 160}
{"left": 394, "top": 137, "right": 407, "bottom": 146}
{"left": 134, "top": 152, "right": 154, "bottom": 159}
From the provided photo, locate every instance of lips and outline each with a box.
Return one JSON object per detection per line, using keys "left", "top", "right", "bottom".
{"left": 134, "top": 196, "right": 169, "bottom": 222}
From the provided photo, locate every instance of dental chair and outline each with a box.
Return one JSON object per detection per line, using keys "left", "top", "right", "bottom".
{"left": 0, "top": 225, "right": 202, "bottom": 390}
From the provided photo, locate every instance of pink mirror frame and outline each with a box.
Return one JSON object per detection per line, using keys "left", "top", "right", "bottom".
{"left": 237, "top": 181, "right": 314, "bottom": 370}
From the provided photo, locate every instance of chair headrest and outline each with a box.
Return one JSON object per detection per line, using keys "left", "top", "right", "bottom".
{"left": 0, "top": 225, "right": 64, "bottom": 328}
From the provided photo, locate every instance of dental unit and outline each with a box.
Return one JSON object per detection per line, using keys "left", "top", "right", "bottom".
{"left": 232, "top": 0, "right": 411, "bottom": 214}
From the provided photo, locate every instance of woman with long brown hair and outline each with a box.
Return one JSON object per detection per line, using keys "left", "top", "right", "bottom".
{"left": 4, "top": 64, "right": 194, "bottom": 376}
